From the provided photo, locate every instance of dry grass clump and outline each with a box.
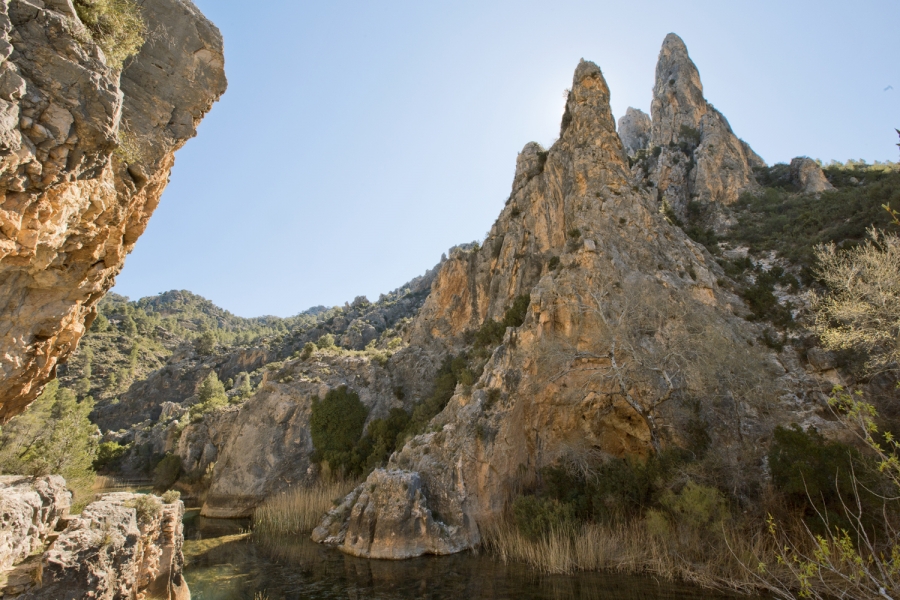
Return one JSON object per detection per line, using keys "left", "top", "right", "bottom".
{"left": 481, "top": 516, "right": 784, "bottom": 594}
{"left": 253, "top": 478, "right": 358, "bottom": 536}
{"left": 73, "top": 0, "right": 146, "bottom": 69}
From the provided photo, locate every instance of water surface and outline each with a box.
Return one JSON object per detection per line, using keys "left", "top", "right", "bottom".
{"left": 183, "top": 512, "right": 759, "bottom": 600}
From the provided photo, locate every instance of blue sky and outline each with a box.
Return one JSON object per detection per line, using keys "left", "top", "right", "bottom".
{"left": 112, "top": 0, "right": 899, "bottom": 317}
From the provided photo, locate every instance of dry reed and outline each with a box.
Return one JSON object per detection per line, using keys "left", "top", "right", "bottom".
{"left": 253, "top": 478, "right": 358, "bottom": 536}
{"left": 480, "top": 517, "right": 784, "bottom": 594}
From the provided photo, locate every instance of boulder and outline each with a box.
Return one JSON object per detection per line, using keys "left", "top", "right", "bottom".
{"left": 312, "top": 469, "right": 471, "bottom": 559}
{"left": 790, "top": 157, "right": 834, "bottom": 193}
{"left": 0, "top": 476, "right": 70, "bottom": 571}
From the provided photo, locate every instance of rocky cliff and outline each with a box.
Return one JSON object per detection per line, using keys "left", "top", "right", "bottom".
{"left": 315, "top": 47, "right": 820, "bottom": 558}
{"left": 0, "top": 476, "right": 69, "bottom": 572}
{"left": 0, "top": 0, "right": 226, "bottom": 421}
{"left": 628, "top": 34, "right": 764, "bottom": 226}
{"left": 31, "top": 492, "right": 189, "bottom": 600}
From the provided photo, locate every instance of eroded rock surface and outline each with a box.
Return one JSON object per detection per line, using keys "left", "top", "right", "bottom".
{"left": 0, "top": 0, "right": 226, "bottom": 421}
{"left": 312, "top": 469, "right": 470, "bottom": 559}
{"left": 0, "top": 476, "right": 70, "bottom": 571}
{"left": 199, "top": 347, "right": 443, "bottom": 518}
{"left": 790, "top": 157, "right": 834, "bottom": 193}
{"left": 640, "top": 34, "right": 762, "bottom": 222}
{"left": 31, "top": 492, "right": 188, "bottom": 600}
{"left": 617, "top": 107, "right": 650, "bottom": 157}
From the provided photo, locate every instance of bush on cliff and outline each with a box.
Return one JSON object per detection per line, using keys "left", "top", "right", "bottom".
{"left": 310, "top": 386, "right": 368, "bottom": 475}
{"left": 73, "top": 0, "right": 146, "bottom": 69}
{"left": 189, "top": 371, "right": 228, "bottom": 421}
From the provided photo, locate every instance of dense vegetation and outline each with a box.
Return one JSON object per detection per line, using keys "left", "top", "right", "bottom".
{"left": 730, "top": 163, "right": 900, "bottom": 265}
{"left": 0, "top": 381, "right": 98, "bottom": 509}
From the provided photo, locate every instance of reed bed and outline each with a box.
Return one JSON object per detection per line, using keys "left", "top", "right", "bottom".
{"left": 253, "top": 478, "right": 358, "bottom": 536}
{"left": 480, "top": 517, "right": 785, "bottom": 594}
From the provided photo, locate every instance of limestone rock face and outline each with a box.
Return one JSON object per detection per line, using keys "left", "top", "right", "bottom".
{"left": 200, "top": 347, "right": 443, "bottom": 518}
{"left": 645, "top": 34, "right": 762, "bottom": 220}
{"left": 0, "top": 0, "right": 226, "bottom": 421}
{"left": 312, "top": 469, "right": 471, "bottom": 559}
{"left": 32, "top": 492, "right": 189, "bottom": 600}
{"left": 0, "top": 476, "right": 70, "bottom": 571}
{"left": 319, "top": 55, "right": 795, "bottom": 557}
{"left": 617, "top": 107, "right": 650, "bottom": 157}
{"left": 790, "top": 157, "right": 834, "bottom": 193}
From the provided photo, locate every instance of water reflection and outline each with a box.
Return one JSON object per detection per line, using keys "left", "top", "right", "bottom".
{"left": 183, "top": 513, "right": 758, "bottom": 600}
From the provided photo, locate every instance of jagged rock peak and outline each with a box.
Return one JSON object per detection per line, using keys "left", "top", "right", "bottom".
{"left": 560, "top": 59, "right": 618, "bottom": 141}
{"left": 645, "top": 33, "right": 762, "bottom": 217}
{"left": 651, "top": 33, "right": 706, "bottom": 146}
{"left": 618, "top": 107, "right": 651, "bottom": 157}
{"left": 790, "top": 157, "right": 834, "bottom": 193}
{"left": 511, "top": 141, "right": 546, "bottom": 195}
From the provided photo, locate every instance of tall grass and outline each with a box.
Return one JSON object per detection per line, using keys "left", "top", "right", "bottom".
{"left": 481, "top": 517, "right": 783, "bottom": 593}
{"left": 252, "top": 478, "right": 358, "bottom": 536}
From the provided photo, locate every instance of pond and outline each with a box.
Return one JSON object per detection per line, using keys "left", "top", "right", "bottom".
{"left": 182, "top": 511, "right": 762, "bottom": 600}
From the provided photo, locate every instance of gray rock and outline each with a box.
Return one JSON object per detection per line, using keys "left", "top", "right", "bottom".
{"left": 0, "top": 476, "right": 70, "bottom": 571}
{"left": 807, "top": 347, "right": 837, "bottom": 372}
{"left": 790, "top": 157, "right": 834, "bottom": 194}
{"left": 647, "top": 33, "right": 761, "bottom": 221}
{"left": 312, "top": 469, "right": 472, "bottom": 559}
{"left": 31, "top": 492, "right": 189, "bottom": 600}
{"left": 617, "top": 107, "right": 651, "bottom": 157}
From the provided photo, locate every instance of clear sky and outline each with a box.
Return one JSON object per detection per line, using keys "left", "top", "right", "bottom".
{"left": 112, "top": 0, "right": 899, "bottom": 318}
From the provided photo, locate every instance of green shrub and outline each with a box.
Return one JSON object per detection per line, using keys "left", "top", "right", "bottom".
{"left": 189, "top": 371, "right": 228, "bottom": 421}
{"left": 194, "top": 330, "right": 217, "bottom": 355}
{"left": 161, "top": 490, "right": 181, "bottom": 504}
{"left": 153, "top": 453, "right": 182, "bottom": 490}
{"left": 538, "top": 450, "right": 690, "bottom": 524}
{"left": 404, "top": 355, "right": 466, "bottom": 438}
{"left": 729, "top": 168, "right": 900, "bottom": 265}
{"left": 129, "top": 494, "right": 162, "bottom": 525}
{"left": 679, "top": 124, "right": 702, "bottom": 147}
{"left": 768, "top": 423, "right": 884, "bottom": 532}
{"left": 73, "top": 0, "right": 146, "bottom": 69}
{"left": 91, "top": 312, "right": 109, "bottom": 332}
{"left": 0, "top": 381, "right": 97, "bottom": 487}
{"left": 310, "top": 386, "right": 368, "bottom": 475}
{"left": 739, "top": 266, "right": 795, "bottom": 328}
{"left": 316, "top": 333, "right": 335, "bottom": 349}
{"left": 661, "top": 481, "right": 729, "bottom": 532}
{"left": 301, "top": 341, "right": 316, "bottom": 359}
{"left": 512, "top": 495, "right": 575, "bottom": 539}
{"left": 548, "top": 256, "right": 560, "bottom": 271}
{"left": 356, "top": 408, "right": 410, "bottom": 471}
{"left": 94, "top": 441, "right": 128, "bottom": 471}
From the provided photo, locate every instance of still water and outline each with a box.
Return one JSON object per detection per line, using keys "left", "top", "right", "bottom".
{"left": 182, "top": 511, "right": 758, "bottom": 600}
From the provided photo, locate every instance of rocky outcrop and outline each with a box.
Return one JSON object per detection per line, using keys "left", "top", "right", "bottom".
{"left": 641, "top": 34, "right": 762, "bottom": 221}
{"left": 617, "top": 107, "right": 650, "bottom": 157}
{"left": 0, "top": 476, "right": 70, "bottom": 571}
{"left": 317, "top": 53, "right": 798, "bottom": 557}
{"left": 312, "top": 469, "right": 470, "bottom": 559}
{"left": 790, "top": 157, "right": 834, "bottom": 193}
{"left": 0, "top": 0, "right": 226, "bottom": 421}
{"left": 199, "top": 347, "right": 443, "bottom": 518}
{"left": 31, "top": 492, "right": 189, "bottom": 600}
